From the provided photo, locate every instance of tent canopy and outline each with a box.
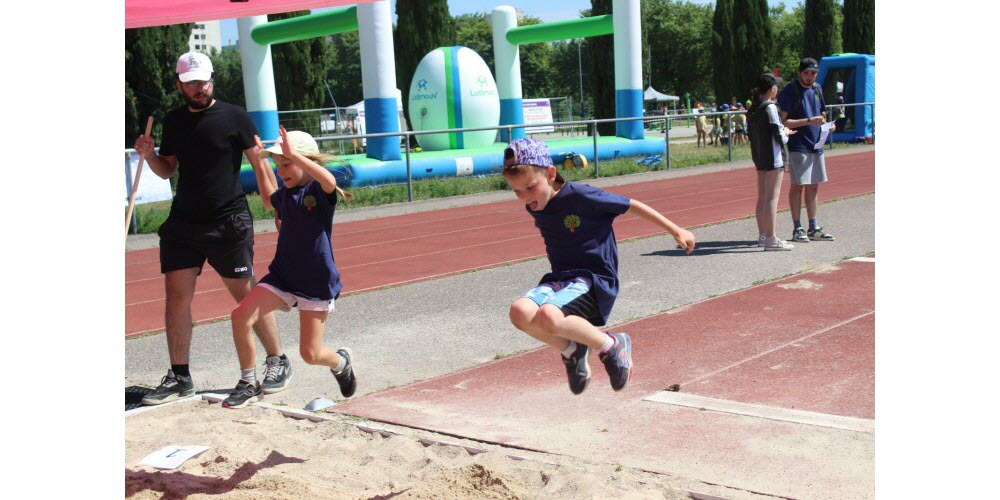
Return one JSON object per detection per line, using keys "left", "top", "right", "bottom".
{"left": 643, "top": 87, "right": 679, "bottom": 102}
{"left": 125, "top": 0, "right": 373, "bottom": 29}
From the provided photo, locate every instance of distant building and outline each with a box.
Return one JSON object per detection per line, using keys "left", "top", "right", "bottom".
{"left": 188, "top": 21, "right": 221, "bottom": 54}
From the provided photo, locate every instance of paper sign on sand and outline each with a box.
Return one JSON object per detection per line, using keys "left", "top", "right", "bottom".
{"left": 138, "top": 445, "right": 210, "bottom": 470}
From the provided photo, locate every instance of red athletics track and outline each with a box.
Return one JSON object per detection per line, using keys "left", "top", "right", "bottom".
{"left": 332, "top": 258, "right": 876, "bottom": 499}
{"left": 125, "top": 151, "right": 874, "bottom": 337}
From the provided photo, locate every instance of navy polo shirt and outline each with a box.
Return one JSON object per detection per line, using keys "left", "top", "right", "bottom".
{"left": 260, "top": 180, "right": 342, "bottom": 301}
{"left": 777, "top": 81, "right": 826, "bottom": 153}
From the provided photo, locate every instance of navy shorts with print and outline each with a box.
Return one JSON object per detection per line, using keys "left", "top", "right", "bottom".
{"left": 523, "top": 277, "right": 604, "bottom": 327}
{"left": 158, "top": 211, "right": 255, "bottom": 278}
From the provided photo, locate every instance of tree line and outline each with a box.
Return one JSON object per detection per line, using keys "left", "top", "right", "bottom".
{"left": 125, "top": 0, "right": 873, "bottom": 146}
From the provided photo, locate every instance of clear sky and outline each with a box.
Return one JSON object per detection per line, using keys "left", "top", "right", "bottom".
{"left": 217, "top": 0, "right": 724, "bottom": 47}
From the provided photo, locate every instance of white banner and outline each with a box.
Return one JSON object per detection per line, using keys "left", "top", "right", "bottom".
{"left": 125, "top": 150, "right": 172, "bottom": 206}
{"left": 522, "top": 98, "right": 555, "bottom": 133}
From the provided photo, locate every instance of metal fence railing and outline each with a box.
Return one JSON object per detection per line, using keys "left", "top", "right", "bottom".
{"left": 126, "top": 101, "right": 874, "bottom": 229}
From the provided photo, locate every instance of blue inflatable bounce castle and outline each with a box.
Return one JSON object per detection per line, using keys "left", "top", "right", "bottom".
{"left": 817, "top": 54, "right": 875, "bottom": 142}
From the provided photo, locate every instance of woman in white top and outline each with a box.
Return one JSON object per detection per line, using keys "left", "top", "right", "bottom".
{"left": 748, "top": 73, "right": 797, "bottom": 251}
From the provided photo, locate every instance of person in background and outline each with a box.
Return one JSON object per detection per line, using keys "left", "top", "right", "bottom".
{"left": 748, "top": 73, "right": 797, "bottom": 251}
{"left": 695, "top": 103, "right": 709, "bottom": 148}
{"left": 776, "top": 57, "right": 837, "bottom": 243}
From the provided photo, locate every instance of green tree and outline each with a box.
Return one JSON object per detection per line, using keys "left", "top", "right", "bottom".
{"left": 549, "top": 39, "right": 590, "bottom": 119}
{"left": 326, "top": 31, "right": 363, "bottom": 107}
{"left": 124, "top": 24, "right": 192, "bottom": 147}
{"left": 209, "top": 45, "right": 246, "bottom": 108}
{"left": 730, "top": 0, "right": 773, "bottom": 102}
{"left": 395, "top": 0, "right": 454, "bottom": 131}
{"left": 842, "top": 0, "right": 874, "bottom": 54}
{"left": 643, "top": 0, "right": 714, "bottom": 103}
{"left": 268, "top": 11, "right": 334, "bottom": 113}
{"left": 453, "top": 13, "right": 495, "bottom": 71}
{"left": 589, "top": 0, "right": 616, "bottom": 136}
{"left": 517, "top": 16, "right": 559, "bottom": 99}
{"left": 711, "top": 0, "right": 736, "bottom": 103}
{"left": 803, "top": 0, "right": 837, "bottom": 60}
{"left": 770, "top": 2, "right": 805, "bottom": 80}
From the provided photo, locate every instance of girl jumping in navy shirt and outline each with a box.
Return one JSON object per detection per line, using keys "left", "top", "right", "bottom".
{"left": 223, "top": 125, "right": 357, "bottom": 408}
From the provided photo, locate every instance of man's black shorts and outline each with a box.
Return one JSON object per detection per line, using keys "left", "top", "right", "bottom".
{"left": 158, "top": 211, "right": 255, "bottom": 278}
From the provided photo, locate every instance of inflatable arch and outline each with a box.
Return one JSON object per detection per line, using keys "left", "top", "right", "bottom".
{"left": 237, "top": 1, "right": 401, "bottom": 161}
{"left": 492, "top": 0, "right": 645, "bottom": 141}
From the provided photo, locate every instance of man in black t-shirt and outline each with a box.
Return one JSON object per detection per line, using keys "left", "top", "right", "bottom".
{"left": 133, "top": 52, "right": 292, "bottom": 405}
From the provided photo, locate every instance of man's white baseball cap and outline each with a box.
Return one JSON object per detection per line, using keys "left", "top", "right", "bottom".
{"left": 176, "top": 52, "right": 213, "bottom": 82}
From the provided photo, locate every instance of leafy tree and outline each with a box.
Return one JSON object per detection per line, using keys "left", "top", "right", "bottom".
{"left": 453, "top": 13, "right": 495, "bottom": 71}
{"left": 589, "top": 0, "right": 616, "bottom": 136}
{"left": 711, "top": 0, "right": 736, "bottom": 104}
{"left": 268, "top": 11, "right": 334, "bottom": 113}
{"left": 395, "top": 0, "right": 454, "bottom": 131}
{"left": 209, "top": 45, "right": 246, "bottom": 108}
{"left": 124, "top": 24, "right": 192, "bottom": 147}
{"left": 643, "top": 0, "right": 714, "bottom": 103}
{"left": 803, "top": 0, "right": 837, "bottom": 60}
{"left": 548, "top": 39, "right": 590, "bottom": 119}
{"left": 731, "top": 0, "right": 774, "bottom": 102}
{"left": 842, "top": 0, "right": 874, "bottom": 54}
{"left": 517, "top": 16, "right": 560, "bottom": 99}
{"left": 326, "top": 31, "right": 363, "bottom": 108}
{"left": 770, "top": 2, "right": 805, "bottom": 80}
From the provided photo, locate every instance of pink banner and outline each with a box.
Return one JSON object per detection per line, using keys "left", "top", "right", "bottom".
{"left": 126, "top": 0, "right": 374, "bottom": 29}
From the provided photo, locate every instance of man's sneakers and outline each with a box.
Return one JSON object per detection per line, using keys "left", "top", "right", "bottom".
{"left": 331, "top": 348, "right": 358, "bottom": 398}
{"left": 261, "top": 355, "right": 292, "bottom": 394}
{"left": 222, "top": 379, "right": 261, "bottom": 409}
{"left": 561, "top": 342, "right": 592, "bottom": 395}
{"left": 808, "top": 226, "right": 835, "bottom": 241}
{"left": 141, "top": 370, "right": 196, "bottom": 405}
{"left": 792, "top": 226, "right": 836, "bottom": 242}
{"left": 599, "top": 332, "right": 633, "bottom": 391}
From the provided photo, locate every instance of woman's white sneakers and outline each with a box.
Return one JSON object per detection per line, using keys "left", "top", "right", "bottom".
{"left": 763, "top": 236, "right": 795, "bottom": 251}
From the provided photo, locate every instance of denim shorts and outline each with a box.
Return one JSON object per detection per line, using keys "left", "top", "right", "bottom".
{"left": 523, "top": 276, "right": 603, "bottom": 326}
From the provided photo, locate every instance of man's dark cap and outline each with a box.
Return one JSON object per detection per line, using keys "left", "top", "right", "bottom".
{"left": 798, "top": 58, "right": 819, "bottom": 72}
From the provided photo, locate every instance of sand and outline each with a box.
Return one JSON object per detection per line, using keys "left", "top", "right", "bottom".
{"left": 124, "top": 398, "right": 726, "bottom": 499}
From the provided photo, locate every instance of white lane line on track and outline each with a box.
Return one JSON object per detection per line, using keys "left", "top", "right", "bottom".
{"left": 643, "top": 391, "right": 874, "bottom": 433}
{"left": 676, "top": 311, "right": 874, "bottom": 389}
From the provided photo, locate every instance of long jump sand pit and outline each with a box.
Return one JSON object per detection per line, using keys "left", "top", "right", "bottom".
{"left": 124, "top": 397, "right": 745, "bottom": 499}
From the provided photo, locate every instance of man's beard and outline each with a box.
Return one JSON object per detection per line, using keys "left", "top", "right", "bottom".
{"left": 184, "top": 89, "right": 213, "bottom": 110}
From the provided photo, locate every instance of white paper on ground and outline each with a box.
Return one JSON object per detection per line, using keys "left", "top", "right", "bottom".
{"left": 138, "top": 445, "right": 210, "bottom": 470}
{"left": 815, "top": 122, "right": 834, "bottom": 150}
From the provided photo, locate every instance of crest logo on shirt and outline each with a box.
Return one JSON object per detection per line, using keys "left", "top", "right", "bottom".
{"left": 304, "top": 195, "right": 317, "bottom": 212}
{"left": 563, "top": 214, "right": 581, "bottom": 233}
